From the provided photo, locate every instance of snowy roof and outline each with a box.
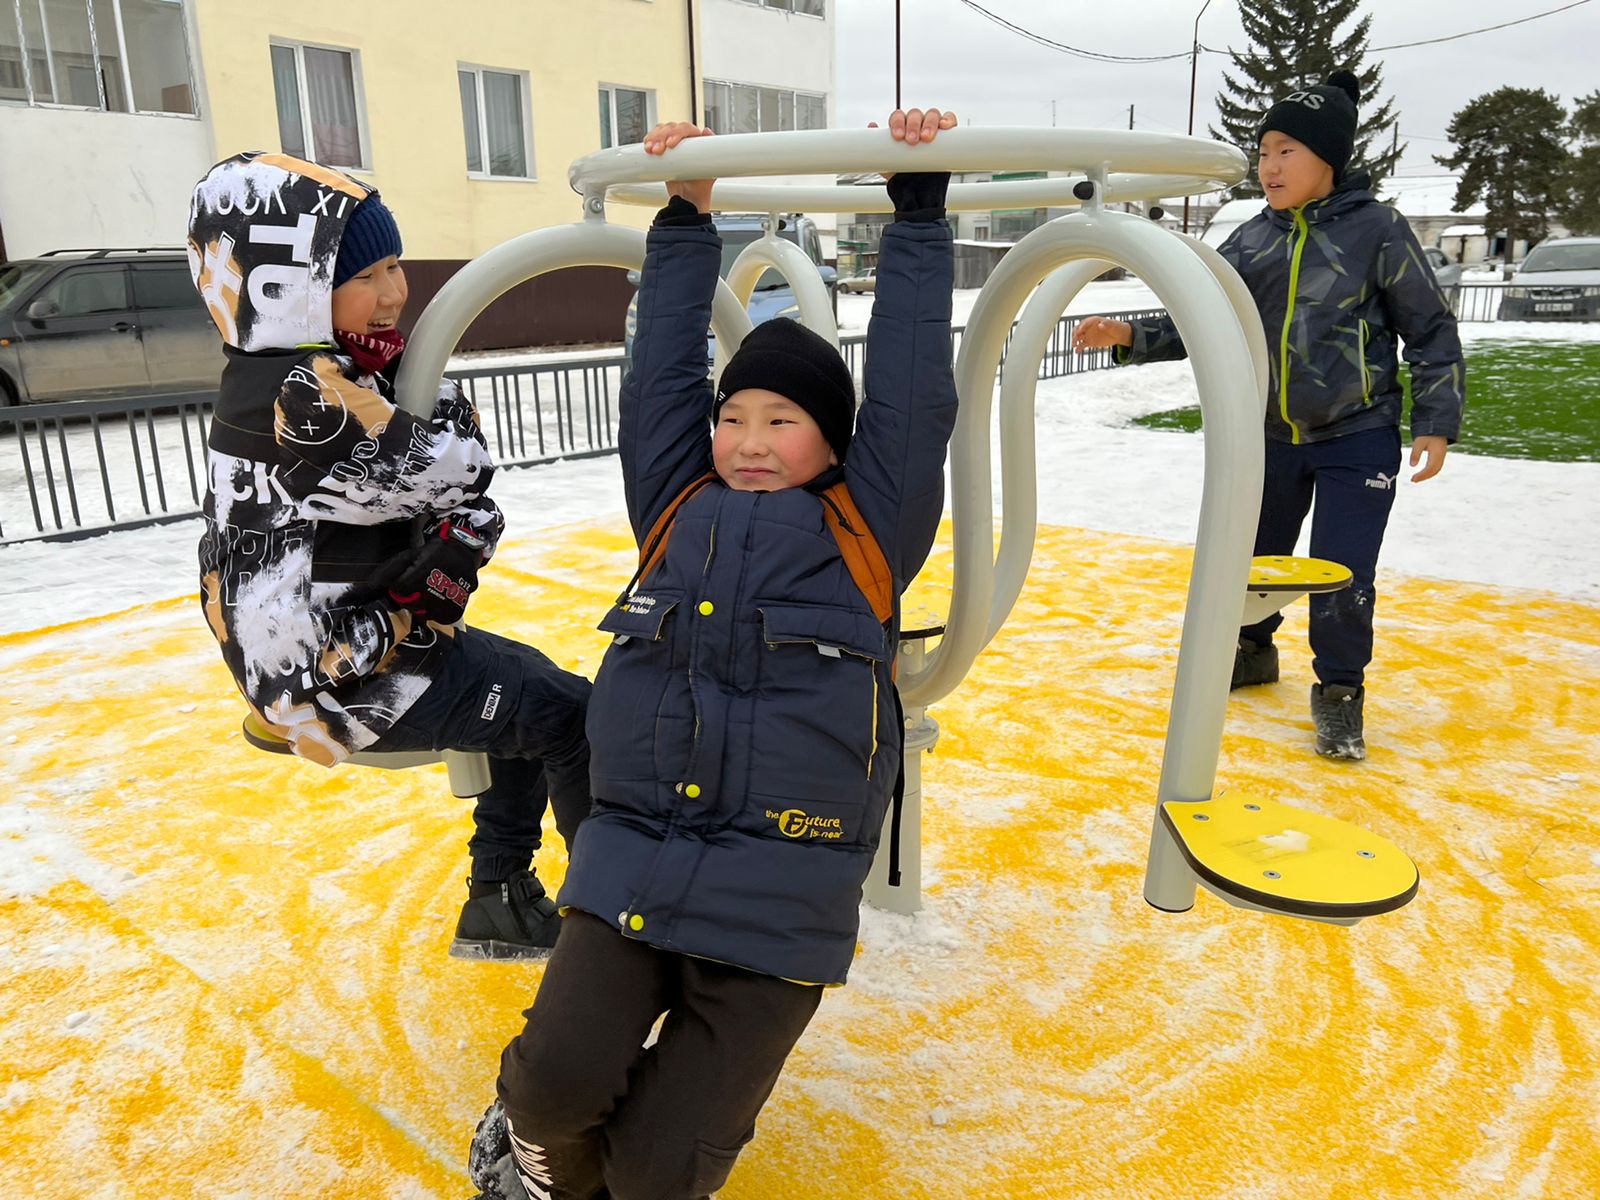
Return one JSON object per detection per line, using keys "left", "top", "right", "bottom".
{"left": 1441, "top": 224, "right": 1486, "bottom": 237}
{"left": 1380, "top": 175, "right": 1486, "bottom": 219}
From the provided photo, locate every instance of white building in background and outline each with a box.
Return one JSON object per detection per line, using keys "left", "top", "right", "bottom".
{"left": 0, "top": 0, "right": 214, "bottom": 259}
{"left": 697, "top": 0, "right": 837, "bottom": 259}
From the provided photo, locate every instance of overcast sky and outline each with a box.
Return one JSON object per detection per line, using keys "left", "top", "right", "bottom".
{"left": 835, "top": 0, "right": 1599, "bottom": 178}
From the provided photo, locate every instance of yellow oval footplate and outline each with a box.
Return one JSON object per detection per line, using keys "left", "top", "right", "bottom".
{"left": 1248, "top": 555, "right": 1353, "bottom": 593}
{"left": 1159, "top": 792, "right": 1419, "bottom": 920}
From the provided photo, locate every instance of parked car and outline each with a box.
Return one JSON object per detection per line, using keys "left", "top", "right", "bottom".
{"left": 1424, "top": 246, "right": 1463, "bottom": 295}
{"left": 0, "top": 249, "right": 218, "bottom": 406}
{"left": 623, "top": 213, "right": 837, "bottom": 362}
{"left": 838, "top": 268, "right": 876, "bottom": 294}
{"left": 1500, "top": 236, "right": 1600, "bottom": 321}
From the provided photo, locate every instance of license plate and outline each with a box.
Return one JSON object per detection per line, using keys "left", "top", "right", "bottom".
{"left": 1534, "top": 302, "right": 1574, "bottom": 313}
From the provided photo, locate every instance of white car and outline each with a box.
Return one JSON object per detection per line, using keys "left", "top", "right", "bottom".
{"left": 838, "top": 269, "right": 876, "bottom": 294}
{"left": 1424, "top": 246, "right": 1463, "bottom": 294}
{"left": 1501, "top": 236, "right": 1600, "bottom": 321}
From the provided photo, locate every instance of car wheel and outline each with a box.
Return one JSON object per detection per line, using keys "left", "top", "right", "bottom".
{"left": 0, "top": 372, "right": 19, "bottom": 407}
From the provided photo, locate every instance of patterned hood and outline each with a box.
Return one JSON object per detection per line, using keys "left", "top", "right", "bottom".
{"left": 186, "top": 152, "right": 372, "bottom": 353}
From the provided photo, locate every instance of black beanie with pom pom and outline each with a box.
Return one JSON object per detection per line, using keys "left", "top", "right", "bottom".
{"left": 1258, "top": 71, "right": 1361, "bottom": 177}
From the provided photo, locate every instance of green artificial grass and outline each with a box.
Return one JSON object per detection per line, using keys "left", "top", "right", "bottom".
{"left": 1130, "top": 339, "right": 1600, "bottom": 462}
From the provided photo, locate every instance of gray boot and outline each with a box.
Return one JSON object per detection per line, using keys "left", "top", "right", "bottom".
{"left": 1311, "top": 683, "right": 1366, "bottom": 760}
{"left": 1231, "top": 637, "right": 1280, "bottom": 689}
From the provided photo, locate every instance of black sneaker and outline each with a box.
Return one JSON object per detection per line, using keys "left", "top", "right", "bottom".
{"left": 451, "top": 870, "right": 562, "bottom": 960}
{"left": 1231, "top": 637, "right": 1280, "bottom": 689}
{"left": 1311, "top": 683, "right": 1366, "bottom": 760}
{"left": 467, "top": 1100, "right": 529, "bottom": 1199}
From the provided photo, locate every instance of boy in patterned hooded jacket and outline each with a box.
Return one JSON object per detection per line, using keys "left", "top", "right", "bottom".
{"left": 1074, "top": 72, "right": 1465, "bottom": 760}
{"left": 188, "top": 152, "right": 590, "bottom": 956}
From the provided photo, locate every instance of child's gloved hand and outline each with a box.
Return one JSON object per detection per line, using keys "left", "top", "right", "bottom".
{"left": 376, "top": 520, "right": 488, "bottom": 626}
{"left": 644, "top": 122, "right": 716, "bottom": 213}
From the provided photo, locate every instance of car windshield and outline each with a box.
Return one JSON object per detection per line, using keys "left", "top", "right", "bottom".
{"left": 719, "top": 228, "right": 803, "bottom": 291}
{"left": 0, "top": 262, "right": 52, "bottom": 310}
{"left": 1520, "top": 244, "right": 1600, "bottom": 273}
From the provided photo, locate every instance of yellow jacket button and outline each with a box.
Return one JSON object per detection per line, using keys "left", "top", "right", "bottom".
{"left": 685, "top": 783, "right": 702, "bottom": 798}
{"left": 628, "top": 914, "right": 645, "bottom": 931}
{"left": 698, "top": 601, "right": 715, "bottom": 616}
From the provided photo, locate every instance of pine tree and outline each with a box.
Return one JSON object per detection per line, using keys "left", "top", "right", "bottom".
{"left": 1559, "top": 91, "right": 1600, "bottom": 236}
{"left": 1210, "top": 0, "right": 1400, "bottom": 196}
{"left": 1436, "top": 88, "right": 1570, "bottom": 275}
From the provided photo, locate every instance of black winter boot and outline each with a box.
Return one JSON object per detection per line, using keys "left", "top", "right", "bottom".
{"left": 451, "top": 870, "right": 562, "bottom": 960}
{"left": 1311, "top": 683, "right": 1366, "bottom": 760}
{"left": 468, "top": 1099, "right": 530, "bottom": 1199}
{"left": 1231, "top": 637, "right": 1280, "bottom": 689}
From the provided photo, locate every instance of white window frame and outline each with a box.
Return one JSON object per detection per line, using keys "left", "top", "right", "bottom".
{"left": 737, "top": 0, "right": 827, "bottom": 17}
{"left": 458, "top": 62, "right": 536, "bottom": 181}
{"left": 268, "top": 37, "right": 372, "bottom": 171}
{"left": 3, "top": 0, "right": 199, "bottom": 116}
{"left": 598, "top": 81, "right": 654, "bottom": 149}
{"left": 702, "top": 78, "right": 827, "bottom": 135}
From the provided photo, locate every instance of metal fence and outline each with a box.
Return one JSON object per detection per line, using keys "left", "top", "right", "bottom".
{"left": 0, "top": 305, "right": 1161, "bottom": 544}
{"left": 1451, "top": 282, "right": 1508, "bottom": 323}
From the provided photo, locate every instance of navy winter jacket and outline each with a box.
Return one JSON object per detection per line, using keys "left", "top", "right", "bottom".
{"left": 1124, "top": 172, "right": 1465, "bottom": 445}
{"left": 558, "top": 214, "right": 958, "bottom": 985}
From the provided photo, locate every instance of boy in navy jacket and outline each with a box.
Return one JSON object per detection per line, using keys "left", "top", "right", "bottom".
{"left": 470, "top": 109, "right": 960, "bottom": 1200}
{"left": 1075, "top": 73, "right": 1465, "bottom": 759}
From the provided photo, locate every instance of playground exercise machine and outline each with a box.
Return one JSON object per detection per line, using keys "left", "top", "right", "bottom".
{"left": 253, "top": 126, "right": 1417, "bottom": 930}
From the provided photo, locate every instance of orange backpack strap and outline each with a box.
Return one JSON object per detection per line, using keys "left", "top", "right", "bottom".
{"left": 820, "top": 482, "right": 895, "bottom": 626}
{"left": 627, "top": 472, "right": 719, "bottom": 595}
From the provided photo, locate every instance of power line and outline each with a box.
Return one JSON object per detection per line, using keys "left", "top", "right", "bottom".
{"left": 955, "top": 0, "right": 1192, "bottom": 63}
{"left": 1201, "top": 0, "right": 1594, "bottom": 58}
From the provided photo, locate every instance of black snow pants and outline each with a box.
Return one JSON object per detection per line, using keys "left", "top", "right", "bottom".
{"left": 496, "top": 909, "right": 823, "bottom": 1200}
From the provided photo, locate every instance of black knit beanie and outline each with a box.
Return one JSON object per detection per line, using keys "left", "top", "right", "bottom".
{"left": 715, "top": 318, "right": 856, "bottom": 460}
{"left": 334, "top": 194, "right": 403, "bottom": 287}
{"left": 1257, "top": 71, "right": 1361, "bottom": 176}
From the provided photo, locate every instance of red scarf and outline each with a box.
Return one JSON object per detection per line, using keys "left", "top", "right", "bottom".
{"left": 334, "top": 327, "right": 406, "bottom": 375}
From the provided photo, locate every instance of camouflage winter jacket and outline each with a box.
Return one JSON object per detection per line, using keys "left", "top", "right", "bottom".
{"left": 1124, "top": 173, "right": 1465, "bottom": 445}
{"left": 188, "top": 152, "right": 503, "bottom": 765}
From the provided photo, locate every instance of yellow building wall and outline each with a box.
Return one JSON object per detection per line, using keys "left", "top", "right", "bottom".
{"left": 189, "top": 0, "right": 696, "bottom": 256}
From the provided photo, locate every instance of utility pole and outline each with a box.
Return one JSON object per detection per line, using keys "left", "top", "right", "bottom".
{"left": 1052, "top": 99, "right": 1057, "bottom": 128}
{"left": 1182, "top": 0, "right": 1214, "bottom": 235}
{"left": 1129, "top": 104, "right": 1135, "bottom": 130}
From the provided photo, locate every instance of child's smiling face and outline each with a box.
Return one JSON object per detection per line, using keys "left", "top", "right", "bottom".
{"left": 713, "top": 388, "right": 837, "bottom": 492}
{"left": 330, "top": 255, "right": 409, "bottom": 335}
{"left": 1257, "top": 131, "right": 1336, "bottom": 210}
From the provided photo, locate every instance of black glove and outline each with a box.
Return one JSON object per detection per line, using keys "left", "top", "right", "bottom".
{"left": 375, "top": 520, "right": 487, "bottom": 626}
{"left": 886, "top": 171, "right": 951, "bottom": 223}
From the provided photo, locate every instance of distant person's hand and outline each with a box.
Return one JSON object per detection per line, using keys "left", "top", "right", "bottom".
{"left": 643, "top": 122, "right": 716, "bottom": 213}
{"left": 1071, "top": 316, "right": 1133, "bottom": 352}
{"left": 1409, "top": 435, "right": 1448, "bottom": 482}
{"left": 869, "top": 107, "right": 958, "bottom": 180}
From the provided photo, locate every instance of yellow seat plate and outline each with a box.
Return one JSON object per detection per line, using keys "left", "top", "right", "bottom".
{"left": 1160, "top": 792, "right": 1418, "bottom": 919}
{"left": 240, "top": 711, "right": 292, "bottom": 754}
{"left": 1248, "top": 555, "right": 1353, "bottom": 594}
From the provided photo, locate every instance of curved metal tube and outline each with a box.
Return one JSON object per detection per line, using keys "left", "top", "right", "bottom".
{"left": 901, "top": 210, "right": 1265, "bottom": 827}
{"left": 396, "top": 222, "right": 753, "bottom": 416}
{"left": 604, "top": 172, "right": 1237, "bottom": 215}
{"left": 571, "top": 127, "right": 1246, "bottom": 202}
{"left": 983, "top": 260, "right": 1109, "bottom": 645}
{"left": 724, "top": 231, "right": 840, "bottom": 347}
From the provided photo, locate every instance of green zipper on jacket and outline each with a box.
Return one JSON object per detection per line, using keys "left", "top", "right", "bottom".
{"left": 1358, "top": 318, "right": 1372, "bottom": 404}
{"left": 1279, "top": 207, "right": 1311, "bottom": 444}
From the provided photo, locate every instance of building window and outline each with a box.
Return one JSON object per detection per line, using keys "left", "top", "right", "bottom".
{"left": 598, "top": 83, "right": 651, "bottom": 148}
{"left": 0, "top": 0, "right": 196, "bottom": 113}
{"left": 739, "top": 0, "right": 826, "bottom": 14}
{"left": 270, "top": 40, "right": 366, "bottom": 169}
{"left": 703, "top": 80, "right": 826, "bottom": 135}
{"left": 458, "top": 65, "right": 532, "bottom": 178}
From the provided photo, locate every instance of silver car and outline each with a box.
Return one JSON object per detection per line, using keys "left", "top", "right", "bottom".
{"left": 0, "top": 249, "right": 220, "bottom": 406}
{"left": 1500, "top": 236, "right": 1600, "bottom": 321}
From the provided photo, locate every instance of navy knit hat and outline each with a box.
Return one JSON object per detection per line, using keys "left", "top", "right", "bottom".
{"left": 1258, "top": 71, "right": 1361, "bottom": 176}
{"left": 715, "top": 318, "right": 857, "bottom": 460}
{"left": 333, "top": 194, "right": 403, "bottom": 287}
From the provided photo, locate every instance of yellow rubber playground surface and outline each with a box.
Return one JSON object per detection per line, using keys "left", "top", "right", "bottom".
{"left": 3, "top": 518, "right": 1599, "bottom": 1199}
